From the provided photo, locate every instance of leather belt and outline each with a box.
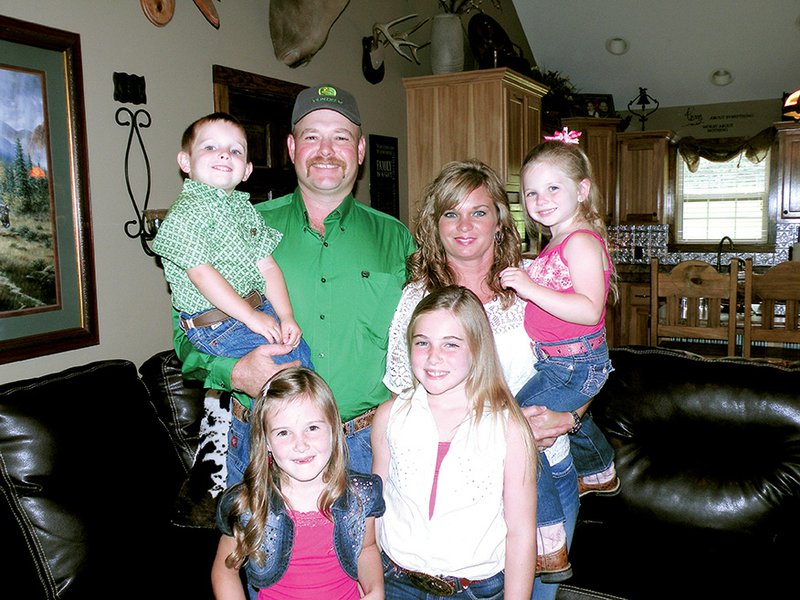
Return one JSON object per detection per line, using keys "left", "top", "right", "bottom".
{"left": 384, "top": 553, "right": 488, "bottom": 596}
{"left": 180, "top": 291, "right": 262, "bottom": 330}
{"left": 232, "top": 396, "right": 250, "bottom": 422}
{"left": 233, "top": 398, "right": 376, "bottom": 435}
{"left": 342, "top": 407, "right": 377, "bottom": 435}
{"left": 536, "top": 331, "right": 606, "bottom": 358}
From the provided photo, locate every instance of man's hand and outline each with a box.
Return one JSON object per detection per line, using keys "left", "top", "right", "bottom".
{"left": 521, "top": 405, "right": 573, "bottom": 451}
{"left": 230, "top": 344, "right": 300, "bottom": 398}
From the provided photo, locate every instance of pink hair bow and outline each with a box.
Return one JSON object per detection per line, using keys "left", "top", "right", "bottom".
{"left": 544, "top": 127, "right": 581, "bottom": 144}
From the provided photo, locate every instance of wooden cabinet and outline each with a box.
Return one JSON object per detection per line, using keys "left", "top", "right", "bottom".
{"left": 776, "top": 121, "right": 800, "bottom": 220}
{"left": 618, "top": 282, "right": 651, "bottom": 346}
{"left": 403, "top": 68, "right": 548, "bottom": 204}
{"left": 616, "top": 130, "right": 674, "bottom": 224}
{"left": 561, "top": 117, "right": 622, "bottom": 223}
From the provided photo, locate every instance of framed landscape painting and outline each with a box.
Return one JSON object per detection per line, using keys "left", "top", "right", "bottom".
{"left": 0, "top": 16, "right": 97, "bottom": 364}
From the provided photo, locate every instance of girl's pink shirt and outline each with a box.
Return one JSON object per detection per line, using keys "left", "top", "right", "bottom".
{"left": 524, "top": 229, "right": 611, "bottom": 342}
{"left": 259, "top": 510, "right": 359, "bottom": 600}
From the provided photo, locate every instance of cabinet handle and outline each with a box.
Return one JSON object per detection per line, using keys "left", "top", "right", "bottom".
{"left": 634, "top": 294, "right": 650, "bottom": 299}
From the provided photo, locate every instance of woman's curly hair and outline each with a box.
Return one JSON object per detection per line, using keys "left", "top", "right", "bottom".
{"left": 407, "top": 159, "right": 522, "bottom": 309}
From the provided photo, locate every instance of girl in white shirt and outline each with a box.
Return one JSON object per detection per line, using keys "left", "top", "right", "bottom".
{"left": 372, "top": 285, "right": 537, "bottom": 599}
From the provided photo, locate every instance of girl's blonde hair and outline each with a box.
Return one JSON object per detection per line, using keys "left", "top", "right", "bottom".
{"left": 522, "top": 141, "right": 618, "bottom": 302}
{"left": 406, "top": 285, "right": 535, "bottom": 459}
{"left": 225, "top": 367, "right": 350, "bottom": 569}
{"left": 408, "top": 160, "right": 522, "bottom": 310}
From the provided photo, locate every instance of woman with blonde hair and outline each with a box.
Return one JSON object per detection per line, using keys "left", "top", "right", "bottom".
{"left": 383, "top": 159, "right": 586, "bottom": 599}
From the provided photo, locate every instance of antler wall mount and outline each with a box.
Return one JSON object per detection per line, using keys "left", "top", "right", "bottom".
{"left": 362, "top": 14, "right": 429, "bottom": 84}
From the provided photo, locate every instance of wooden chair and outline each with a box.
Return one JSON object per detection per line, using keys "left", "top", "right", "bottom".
{"left": 741, "top": 259, "right": 800, "bottom": 358}
{"left": 649, "top": 258, "right": 740, "bottom": 356}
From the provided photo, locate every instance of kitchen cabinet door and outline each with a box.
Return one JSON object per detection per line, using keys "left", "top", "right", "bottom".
{"left": 617, "top": 130, "right": 674, "bottom": 224}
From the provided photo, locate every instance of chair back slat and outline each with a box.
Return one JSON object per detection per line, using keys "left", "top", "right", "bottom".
{"left": 742, "top": 259, "right": 800, "bottom": 357}
{"left": 650, "top": 258, "right": 739, "bottom": 356}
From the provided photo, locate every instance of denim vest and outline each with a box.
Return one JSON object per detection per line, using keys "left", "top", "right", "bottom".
{"left": 216, "top": 472, "right": 385, "bottom": 589}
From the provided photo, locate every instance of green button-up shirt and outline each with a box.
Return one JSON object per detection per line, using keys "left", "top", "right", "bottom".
{"left": 153, "top": 179, "right": 282, "bottom": 314}
{"left": 173, "top": 189, "right": 415, "bottom": 420}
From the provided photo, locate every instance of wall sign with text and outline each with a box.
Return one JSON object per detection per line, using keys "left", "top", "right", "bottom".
{"left": 368, "top": 135, "right": 399, "bottom": 218}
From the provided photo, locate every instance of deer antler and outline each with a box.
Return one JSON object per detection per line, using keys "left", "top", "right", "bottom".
{"left": 373, "top": 14, "right": 430, "bottom": 65}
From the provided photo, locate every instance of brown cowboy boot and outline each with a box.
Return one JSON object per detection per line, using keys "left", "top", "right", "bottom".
{"left": 536, "top": 523, "right": 573, "bottom": 583}
{"left": 578, "top": 463, "right": 621, "bottom": 498}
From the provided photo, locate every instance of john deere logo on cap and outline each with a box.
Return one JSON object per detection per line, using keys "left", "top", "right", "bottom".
{"left": 318, "top": 86, "right": 337, "bottom": 98}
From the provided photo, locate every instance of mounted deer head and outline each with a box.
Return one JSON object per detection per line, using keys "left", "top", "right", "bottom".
{"left": 270, "top": 0, "right": 350, "bottom": 67}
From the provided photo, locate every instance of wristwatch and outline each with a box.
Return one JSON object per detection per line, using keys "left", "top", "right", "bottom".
{"left": 568, "top": 410, "right": 583, "bottom": 434}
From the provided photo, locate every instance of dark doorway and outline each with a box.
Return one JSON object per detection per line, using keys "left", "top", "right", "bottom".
{"left": 213, "top": 65, "right": 306, "bottom": 202}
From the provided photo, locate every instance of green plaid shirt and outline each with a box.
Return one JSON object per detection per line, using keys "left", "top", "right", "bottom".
{"left": 153, "top": 179, "right": 282, "bottom": 314}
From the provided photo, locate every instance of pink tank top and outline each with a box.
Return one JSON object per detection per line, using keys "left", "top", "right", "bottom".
{"left": 524, "top": 229, "right": 612, "bottom": 343}
{"left": 259, "top": 510, "right": 359, "bottom": 600}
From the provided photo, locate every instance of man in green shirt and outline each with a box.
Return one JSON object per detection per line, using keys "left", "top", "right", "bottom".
{"left": 172, "top": 84, "right": 415, "bottom": 478}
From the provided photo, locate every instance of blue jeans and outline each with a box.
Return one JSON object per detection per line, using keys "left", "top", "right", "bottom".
{"left": 532, "top": 455, "right": 579, "bottom": 600}
{"left": 227, "top": 405, "right": 250, "bottom": 487}
{"left": 516, "top": 332, "right": 615, "bottom": 526}
{"left": 183, "top": 296, "right": 314, "bottom": 368}
{"left": 382, "top": 552, "right": 504, "bottom": 600}
{"left": 344, "top": 424, "right": 373, "bottom": 475}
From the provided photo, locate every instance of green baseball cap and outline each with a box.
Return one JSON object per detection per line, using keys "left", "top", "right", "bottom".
{"left": 291, "top": 84, "right": 361, "bottom": 127}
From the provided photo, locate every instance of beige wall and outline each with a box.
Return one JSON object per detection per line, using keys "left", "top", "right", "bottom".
{"left": 623, "top": 98, "right": 782, "bottom": 138}
{"left": 0, "top": 0, "right": 530, "bottom": 382}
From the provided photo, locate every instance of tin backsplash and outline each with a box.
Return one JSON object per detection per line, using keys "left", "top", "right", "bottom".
{"left": 608, "top": 222, "right": 798, "bottom": 266}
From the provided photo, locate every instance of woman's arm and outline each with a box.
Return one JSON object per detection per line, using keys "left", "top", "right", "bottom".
{"left": 502, "top": 419, "right": 537, "bottom": 599}
{"left": 357, "top": 516, "right": 384, "bottom": 599}
{"left": 211, "top": 535, "right": 247, "bottom": 600}
{"left": 521, "top": 398, "right": 592, "bottom": 450}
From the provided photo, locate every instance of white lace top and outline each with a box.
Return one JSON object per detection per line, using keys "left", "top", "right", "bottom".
{"left": 382, "top": 271, "right": 569, "bottom": 465}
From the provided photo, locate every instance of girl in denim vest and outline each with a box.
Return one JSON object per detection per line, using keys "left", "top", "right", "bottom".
{"left": 372, "top": 286, "right": 537, "bottom": 599}
{"left": 212, "top": 367, "right": 385, "bottom": 600}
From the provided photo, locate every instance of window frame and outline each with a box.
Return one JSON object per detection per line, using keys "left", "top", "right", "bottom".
{"left": 666, "top": 138, "right": 780, "bottom": 253}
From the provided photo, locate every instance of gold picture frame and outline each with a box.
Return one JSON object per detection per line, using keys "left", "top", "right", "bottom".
{"left": 0, "top": 16, "right": 98, "bottom": 364}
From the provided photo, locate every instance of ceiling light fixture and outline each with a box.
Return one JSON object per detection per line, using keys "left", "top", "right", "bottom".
{"left": 606, "top": 37, "right": 629, "bottom": 55}
{"left": 710, "top": 69, "right": 734, "bottom": 86}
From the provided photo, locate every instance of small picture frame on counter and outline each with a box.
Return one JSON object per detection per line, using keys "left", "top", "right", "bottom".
{"left": 576, "top": 93, "right": 615, "bottom": 118}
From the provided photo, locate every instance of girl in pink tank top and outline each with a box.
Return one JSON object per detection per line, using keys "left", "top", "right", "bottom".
{"left": 499, "top": 132, "right": 620, "bottom": 584}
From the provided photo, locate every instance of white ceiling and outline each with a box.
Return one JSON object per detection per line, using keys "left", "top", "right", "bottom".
{"left": 511, "top": 0, "right": 800, "bottom": 109}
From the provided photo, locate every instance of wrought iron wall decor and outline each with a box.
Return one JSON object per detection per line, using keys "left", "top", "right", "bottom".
{"left": 116, "top": 106, "right": 157, "bottom": 256}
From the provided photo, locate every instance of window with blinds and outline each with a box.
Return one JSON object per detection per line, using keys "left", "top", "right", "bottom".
{"left": 674, "top": 153, "right": 769, "bottom": 243}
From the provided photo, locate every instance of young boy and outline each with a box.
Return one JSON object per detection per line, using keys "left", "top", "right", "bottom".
{"left": 153, "top": 112, "right": 313, "bottom": 368}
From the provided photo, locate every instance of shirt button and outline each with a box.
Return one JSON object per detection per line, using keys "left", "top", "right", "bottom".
{"left": 323, "top": 242, "right": 329, "bottom": 247}
{"left": 321, "top": 277, "right": 326, "bottom": 283}
{"left": 318, "top": 352, "right": 325, "bottom": 358}
{"left": 320, "top": 314, "right": 325, "bottom": 320}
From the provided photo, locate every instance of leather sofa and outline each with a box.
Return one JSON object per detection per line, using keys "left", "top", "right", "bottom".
{"left": 559, "top": 346, "right": 800, "bottom": 600}
{"left": 0, "top": 350, "right": 218, "bottom": 599}
{"left": 3, "top": 347, "right": 798, "bottom": 599}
